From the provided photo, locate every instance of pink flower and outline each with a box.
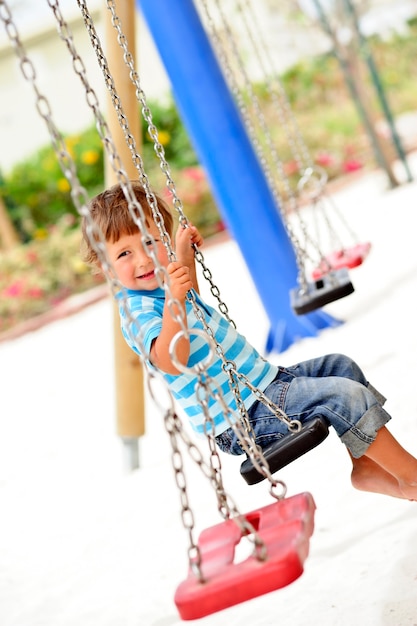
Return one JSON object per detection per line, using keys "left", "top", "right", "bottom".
{"left": 26, "top": 250, "right": 38, "bottom": 263}
{"left": 342, "top": 159, "right": 363, "bottom": 173}
{"left": 181, "top": 191, "right": 200, "bottom": 205}
{"left": 284, "top": 160, "right": 299, "bottom": 176}
{"left": 4, "top": 280, "right": 25, "bottom": 297}
{"left": 315, "top": 152, "right": 335, "bottom": 167}
{"left": 183, "top": 166, "right": 205, "bottom": 181}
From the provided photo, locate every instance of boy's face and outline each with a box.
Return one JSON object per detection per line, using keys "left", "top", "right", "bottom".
{"left": 106, "top": 220, "right": 170, "bottom": 291}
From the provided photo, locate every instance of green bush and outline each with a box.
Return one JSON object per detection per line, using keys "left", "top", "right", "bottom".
{"left": 1, "top": 126, "right": 104, "bottom": 240}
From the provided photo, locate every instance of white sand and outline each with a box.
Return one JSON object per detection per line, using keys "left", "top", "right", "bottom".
{"left": 1, "top": 160, "right": 417, "bottom": 626}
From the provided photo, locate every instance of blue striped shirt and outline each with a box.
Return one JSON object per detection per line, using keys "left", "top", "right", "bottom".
{"left": 116, "top": 288, "right": 278, "bottom": 436}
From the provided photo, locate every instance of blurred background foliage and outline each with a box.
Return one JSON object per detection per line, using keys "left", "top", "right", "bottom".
{"left": 1, "top": 16, "right": 417, "bottom": 332}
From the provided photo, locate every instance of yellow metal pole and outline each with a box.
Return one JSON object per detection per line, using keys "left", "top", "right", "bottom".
{"left": 103, "top": 1, "right": 145, "bottom": 470}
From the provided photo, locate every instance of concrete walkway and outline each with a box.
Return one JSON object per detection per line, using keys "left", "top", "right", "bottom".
{"left": 1, "top": 158, "right": 417, "bottom": 626}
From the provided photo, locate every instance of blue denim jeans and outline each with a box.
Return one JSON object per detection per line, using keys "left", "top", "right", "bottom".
{"left": 215, "top": 353, "right": 391, "bottom": 459}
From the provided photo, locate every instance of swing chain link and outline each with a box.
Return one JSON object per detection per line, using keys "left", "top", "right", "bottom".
{"left": 199, "top": 0, "right": 343, "bottom": 290}
{"left": 103, "top": 0, "right": 294, "bottom": 485}
{"left": 197, "top": 382, "right": 237, "bottom": 519}
{"left": 106, "top": 0, "right": 238, "bottom": 329}
{"left": 163, "top": 409, "right": 205, "bottom": 582}
{"left": 2, "top": 0, "right": 191, "bottom": 390}
{"left": 183, "top": 287, "right": 290, "bottom": 498}
{"left": 4, "top": 0, "right": 289, "bottom": 498}
{"left": 74, "top": 0, "right": 192, "bottom": 344}
{"left": 0, "top": 0, "right": 285, "bottom": 577}
{"left": 198, "top": 0, "right": 311, "bottom": 291}
{"left": 0, "top": 0, "right": 146, "bottom": 354}
{"left": 78, "top": 0, "right": 263, "bottom": 551}
{"left": 164, "top": 405, "right": 269, "bottom": 568}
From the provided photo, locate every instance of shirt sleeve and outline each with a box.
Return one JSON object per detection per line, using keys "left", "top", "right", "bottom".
{"left": 120, "top": 296, "right": 163, "bottom": 360}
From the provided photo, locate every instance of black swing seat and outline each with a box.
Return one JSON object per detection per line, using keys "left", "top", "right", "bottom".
{"left": 240, "top": 416, "right": 329, "bottom": 485}
{"left": 290, "top": 267, "right": 354, "bottom": 315}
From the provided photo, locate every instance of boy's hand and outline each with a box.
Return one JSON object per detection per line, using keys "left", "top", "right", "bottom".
{"left": 175, "top": 223, "right": 204, "bottom": 267}
{"left": 167, "top": 261, "right": 193, "bottom": 301}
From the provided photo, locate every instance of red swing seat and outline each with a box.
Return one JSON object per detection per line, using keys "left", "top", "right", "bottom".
{"left": 312, "top": 241, "right": 372, "bottom": 280}
{"left": 174, "top": 492, "right": 316, "bottom": 620}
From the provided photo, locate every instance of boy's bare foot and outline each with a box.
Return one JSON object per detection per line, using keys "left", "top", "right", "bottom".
{"left": 397, "top": 479, "right": 417, "bottom": 501}
{"left": 354, "top": 426, "right": 417, "bottom": 500}
{"left": 350, "top": 456, "right": 410, "bottom": 499}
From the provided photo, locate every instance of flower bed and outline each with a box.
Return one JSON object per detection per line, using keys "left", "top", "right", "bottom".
{"left": 0, "top": 215, "right": 104, "bottom": 335}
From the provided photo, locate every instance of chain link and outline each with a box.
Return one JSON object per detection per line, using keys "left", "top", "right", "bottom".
{"left": 75, "top": 0, "right": 281, "bottom": 557}
{"left": 198, "top": 0, "right": 335, "bottom": 289}
{"left": 0, "top": 0, "right": 291, "bottom": 575}
{"left": 46, "top": 0, "right": 191, "bottom": 344}
{"left": 105, "top": 0, "right": 237, "bottom": 327}
{"left": 0, "top": 0, "right": 150, "bottom": 360}
{"left": 101, "top": 0, "right": 294, "bottom": 496}
{"left": 225, "top": 0, "right": 362, "bottom": 260}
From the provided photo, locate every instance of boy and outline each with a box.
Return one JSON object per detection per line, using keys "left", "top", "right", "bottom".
{"left": 82, "top": 181, "right": 417, "bottom": 501}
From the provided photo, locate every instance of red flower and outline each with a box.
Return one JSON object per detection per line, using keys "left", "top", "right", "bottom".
{"left": 27, "top": 286, "right": 44, "bottom": 298}
{"left": 342, "top": 159, "right": 363, "bottom": 173}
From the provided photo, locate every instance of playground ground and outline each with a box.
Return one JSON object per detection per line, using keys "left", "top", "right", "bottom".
{"left": 1, "top": 155, "right": 417, "bottom": 626}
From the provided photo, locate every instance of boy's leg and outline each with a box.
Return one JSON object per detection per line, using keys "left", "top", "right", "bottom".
{"left": 284, "top": 353, "right": 386, "bottom": 406}
{"left": 359, "top": 426, "right": 417, "bottom": 500}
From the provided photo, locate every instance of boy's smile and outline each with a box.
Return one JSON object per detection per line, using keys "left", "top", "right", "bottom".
{"left": 138, "top": 269, "right": 155, "bottom": 280}
{"left": 106, "top": 222, "right": 170, "bottom": 291}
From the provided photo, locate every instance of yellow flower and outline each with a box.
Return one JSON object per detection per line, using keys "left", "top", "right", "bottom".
{"left": 70, "top": 257, "right": 89, "bottom": 274}
{"left": 81, "top": 150, "right": 100, "bottom": 165}
{"left": 57, "top": 178, "right": 71, "bottom": 193}
{"left": 156, "top": 130, "right": 170, "bottom": 146}
{"left": 33, "top": 227, "right": 48, "bottom": 240}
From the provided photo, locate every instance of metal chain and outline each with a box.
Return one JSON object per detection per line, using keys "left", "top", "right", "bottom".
{"left": 236, "top": 0, "right": 362, "bottom": 252}
{"left": 77, "top": 0, "right": 175, "bottom": 261}
{"left": 237, "top": 0, "right": 313, "bottom": 174}
{"left": 75, "top": 0, "right": 259, "bottom": 507}
{"left": 0, "top": 0, "right": 156, "bottom": 364}
{"left": 102, "top": 0, "right": 292, "bottom": 494}
{"left": 163, "top": 406, "right": 270, "bottom": 580}
{"left": 163, "top": 408, "right": 205, "bottom": 581}
{"left": 199, "top": 0, "right": 356, "bottom": 283}
{"left": 105, "top": 0, "right": 237, "bottom": 328}
{"left": 0, "top": 0, "right": 283, "bottom": 578}
{"left": 48, "top": 0, "right": 291, "bottom": 500}
{"left": 198, "top": 0, "right": 316, "bottom": 291}
{"left": 47, "top": 0, "right": 190, "bottom": 344}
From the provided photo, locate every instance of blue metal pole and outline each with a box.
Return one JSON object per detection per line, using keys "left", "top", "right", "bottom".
{"left": 138, "top": 0, "right": 340, "bottom": 353}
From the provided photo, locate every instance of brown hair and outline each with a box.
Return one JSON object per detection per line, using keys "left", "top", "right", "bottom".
{"left": 81, "top": 181, "right": 174, "bottom": 268}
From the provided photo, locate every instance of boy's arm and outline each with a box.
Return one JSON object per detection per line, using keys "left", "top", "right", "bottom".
{"left": 150, "top": 261, "right": 193, "bottom": 375}
{"left": 175, "top": 224, "right": 203, "bottom": 294}
{"left": 150, "top": 225, "right": 203, "bottom": 375}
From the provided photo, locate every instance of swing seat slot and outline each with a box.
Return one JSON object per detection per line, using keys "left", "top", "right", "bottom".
{"left": 290, "top": 267, "right": 354, "bottom": 315}
{"left": 312, "top": 242, "right": 372, "bottom": 279}
{"left": 174, "top": 492, "right": 316, "bottom": 620}
{"left": 240, "top": 416, "right": 329, "bottom": 485}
